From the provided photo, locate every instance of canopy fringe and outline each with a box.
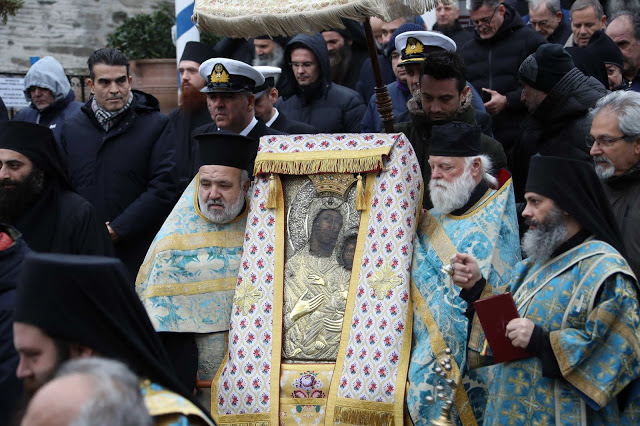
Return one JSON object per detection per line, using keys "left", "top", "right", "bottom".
{"left": 193, "top": 0, "right": 446, "bottom": 37}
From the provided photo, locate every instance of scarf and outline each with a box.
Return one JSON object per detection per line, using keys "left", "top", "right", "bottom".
{"left": 91, "top": 92, "right": 133, "bottom": 132}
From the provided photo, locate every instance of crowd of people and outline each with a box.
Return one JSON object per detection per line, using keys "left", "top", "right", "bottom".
{"left": 1, "top": 0, "right": 640, "bottom": 424}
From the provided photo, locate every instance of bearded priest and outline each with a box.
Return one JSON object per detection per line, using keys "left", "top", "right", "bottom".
{"left": 408, "top": 121, "right": 521, "bottom": 425}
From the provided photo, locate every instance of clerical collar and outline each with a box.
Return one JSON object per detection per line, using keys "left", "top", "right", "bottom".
{"left": 450, "top": 180, "right": 489, "bottom": 216}
{"left": 240, "top": 117, "right": 258, "bottom": 136}
{"left": 265, "top": 108, "right": 279, "bottom": 127}
{"left": 550, "top": 228, "right": 591, "bottom": 259}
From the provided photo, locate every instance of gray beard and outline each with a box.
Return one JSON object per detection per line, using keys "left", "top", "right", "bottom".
{"left": 593, "top": 155, "right": 615, "bottom": 179}
{"left": 521, "top": 207, "right": 569, "bottom": 263}
{"left": 252, "top": 44, "right": 285, "bottom": 69}
{"left": 429, "top": 167, "right": 476, "bottom": 214}
{"left": 198, "top": 192, "right": 245, "bottom": 224}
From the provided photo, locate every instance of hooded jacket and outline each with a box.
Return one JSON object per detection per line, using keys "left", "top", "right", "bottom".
{"left": 459, "top": 4, "right": 546, "bottom": 153}
{"left": 511, "top": 67, "right": 606, "bottom": 202}
{"left": 14, "top": 56, "right": 83, "bottom": 142}
{"left": 394, "top": 91, "right": 508, "bottom": 208}
{"left": 275, "top": 33, "right": 365, "bottom": 133}
{"left": 61, "top": 90, "right": 178, "bottom": 279}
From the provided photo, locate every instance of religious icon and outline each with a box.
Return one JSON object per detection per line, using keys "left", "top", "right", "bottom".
{"left": 282, "top": 174, "right": 362, "bottom": 362}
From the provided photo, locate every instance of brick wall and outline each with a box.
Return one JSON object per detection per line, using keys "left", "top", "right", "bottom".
{"left": 0, "top": 0, "right": 168, "bottom": 74}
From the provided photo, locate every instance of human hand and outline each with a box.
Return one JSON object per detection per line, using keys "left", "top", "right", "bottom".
{"left": 106, "top": 221, "right": 120, "bottom": 243}
{"left": 449, "top": 253, "right": 481, "bottom": 289}
{"left": 505, "top": 318, "right": 535, "bottom": 348}
{"left": 482, "top": 88, "right": 507, "bottom": 115}
{"left": 290, "top": 291, "right": 325, "bottom": 322}
{"left": 323, "top": 317, "right": 344, "bottom": 332}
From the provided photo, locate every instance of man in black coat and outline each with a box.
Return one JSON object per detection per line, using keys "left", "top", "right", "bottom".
{"left": 0, "top": 224, "right": 29, "bottom": 426}
{"left": 194, "top": 57, "right": 284, "bottom": 176}
{"left": 528, "top": 0, "right": 572, "bottom": 45}
{"left": 60, "top": 48, "right": 178, "bottom": 280}
{"left": 589, "top": 90, "right": 640, "bottom": 278}
{"left": 168, "top": 41, "right": 216, "bottom": 193}
{"left": 512, "top": 43, "right": 606, "bottom": 203}
{"left": 321, "top": 18, "right": 370, "bottom": 91}
{"left": 394, "top": 51, "right": 507, "bottom": 209}
{"left": 0, "top": 121, "right": 112, "bottom": 255}
{"left": 459, "top": 0, "right": 546, "bottom": 155}
{"left": 253, "top": 66, "right": 317, "bottom": 134}
{"left": 275, "top": 33, "right": 365, "bottom": 133}
{"left": 432, "top": 1, "right": 474, "bottom": 48}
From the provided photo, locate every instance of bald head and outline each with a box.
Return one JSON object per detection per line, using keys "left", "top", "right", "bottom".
{"left": 21, "top": 374, "right": 93, "bottom": 426}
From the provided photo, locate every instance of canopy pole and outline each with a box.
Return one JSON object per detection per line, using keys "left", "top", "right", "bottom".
{"left": 363, "top": 17, "right": 394, "bottom": 133}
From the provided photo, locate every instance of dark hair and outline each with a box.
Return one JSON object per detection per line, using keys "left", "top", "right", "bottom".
{"left": 420, "top": 51, "right": 467, "bottom": 92}
{"left": 87, "top": 48, "right": 130, "bottom": 80}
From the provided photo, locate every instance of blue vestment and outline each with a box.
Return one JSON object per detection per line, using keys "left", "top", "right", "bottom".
{"left": 409, "top": 179, "right": 521, "bottom": 425}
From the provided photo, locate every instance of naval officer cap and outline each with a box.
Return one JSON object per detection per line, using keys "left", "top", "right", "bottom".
{"left": 253, "top": 66, "right": 282, "bottom": 99}
{"left": 395, "top": 31, "right": 457, "bottom": 66}
{"left": 200, "top": 57, "right": 265, "bottom": 93}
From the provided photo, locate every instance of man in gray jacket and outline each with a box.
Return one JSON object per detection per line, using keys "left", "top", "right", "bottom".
{"left": 14, "top": 56, "right": 82, "bottom": 142}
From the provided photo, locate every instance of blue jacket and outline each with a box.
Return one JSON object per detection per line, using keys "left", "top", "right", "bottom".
{"left": 14, "top": 90, "right": 83, "bottom": 142}
{"left": 60, "top": 90, "right": 178, "bottom": 279}
{"left": 361, "top": 80, "right": 412, "bottom": 132}
{"left": 355, "top": 54, "right": 396, "bottom": 108}
{"left": 276, "top": 33, "right": 365, "bottom": 133}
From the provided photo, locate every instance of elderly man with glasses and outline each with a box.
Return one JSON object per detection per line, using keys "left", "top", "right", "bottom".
{"left": 589, "top": 90, "right": 640, "bottom": 278}
{"left": 459, "top": 0, "right": 546, "bottom": 158}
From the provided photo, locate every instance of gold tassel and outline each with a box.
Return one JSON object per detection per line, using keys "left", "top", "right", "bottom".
{"left": 356, "top": 174, "right": 365, "bottom": 211}
{"left": 266, "top": 174, "right": 277, "bottom": 209}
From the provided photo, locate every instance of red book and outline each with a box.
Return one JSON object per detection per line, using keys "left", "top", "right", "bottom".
{"left": 473, "top": 292, "right": 530, "bottom": 363}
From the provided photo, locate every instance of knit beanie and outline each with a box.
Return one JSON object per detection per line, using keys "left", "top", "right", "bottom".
{"left": 519, "top": 43, "right": 575, "bottom": 93}
{"left": 386, "top": 23, "right": 426, "bottom": 58}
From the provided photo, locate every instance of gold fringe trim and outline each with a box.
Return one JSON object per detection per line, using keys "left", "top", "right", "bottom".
{"left": 266, "top": 174, "right": 277, "bottom": 209}
{"left": 253, "top": 147, "right": 391, "bottom": 176}
{"left": 334, "top": 406, "right": 395, "bottom": 426}
{"left": 355, "top": 174, "right": 365, "bottom": 211}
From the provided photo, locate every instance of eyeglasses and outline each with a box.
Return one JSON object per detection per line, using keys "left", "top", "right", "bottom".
{"left": 289, "top": 61, "right": 315, "bottom": 69}
{"left": 585, "top": 134, "right": 628, "bottom": 148}
{"left": 470, "top": 7, "right": 499, "bottom": 28}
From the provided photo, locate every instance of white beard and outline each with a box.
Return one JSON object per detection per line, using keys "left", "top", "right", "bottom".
{"left": 429, "top": 167, "right": 477, "bottom": 214}
{"left": 521, "top": 207, "right": 568, "bottom": 263}
{"left": 198, "top": 192, "right": 245, "bottom": 224}
{"left": 593, "top": 155, "right": 615, "bottom": 179}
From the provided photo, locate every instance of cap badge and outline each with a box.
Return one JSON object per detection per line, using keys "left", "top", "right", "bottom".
{"left": 405, "top": 37, "right": 424, "bottom": 55}
{"left": 210, "top": 63, "right": 231, "bottom": 84}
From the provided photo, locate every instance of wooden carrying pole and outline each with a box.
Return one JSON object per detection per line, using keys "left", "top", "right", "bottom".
{"left": 363, "top": 17, "right": 395, "bottom": 133}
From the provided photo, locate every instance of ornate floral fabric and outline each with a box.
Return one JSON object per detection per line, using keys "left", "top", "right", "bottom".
{"left": 212, "top": 133, "right": 422, "bottom": 425}
{"left": 408, "top": 180, "right": 521, "bottom": 425}
{"left": 136, "top": 176, "right": 246, "bottom": 334}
